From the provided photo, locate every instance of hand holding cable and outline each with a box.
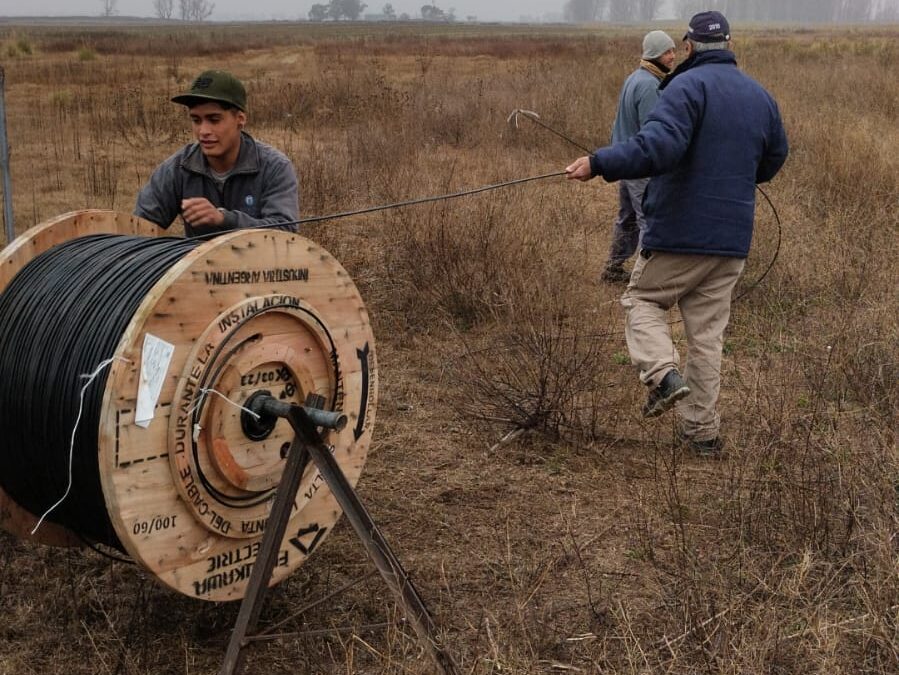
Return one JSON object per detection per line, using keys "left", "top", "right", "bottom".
{"left": 181, "top": 197, "right": 226, "bottom": 228}
{"left": 565, "top": 156, "right": 595, "bottom": 182}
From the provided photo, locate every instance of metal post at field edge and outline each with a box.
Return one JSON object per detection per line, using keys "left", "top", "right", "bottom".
{"left": 0, "top": 67, "right": 15, "bottom": 245}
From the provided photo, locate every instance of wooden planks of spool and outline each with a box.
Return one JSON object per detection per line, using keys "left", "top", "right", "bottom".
{"left": 0, "top": 209, "right": 377, "bottom": 602}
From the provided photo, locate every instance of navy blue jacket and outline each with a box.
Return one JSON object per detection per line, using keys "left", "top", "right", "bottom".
{"left": 590, "top": 51, "right": 788, "bottom": 258}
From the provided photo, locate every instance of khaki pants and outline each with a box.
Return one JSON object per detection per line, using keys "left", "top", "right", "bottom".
{"left": 621, "top": 251, "right": 745, "bottom": 441}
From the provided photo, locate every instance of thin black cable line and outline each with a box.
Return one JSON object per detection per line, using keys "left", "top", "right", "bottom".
{"left": 294, "top": 171, "right": 568, "bottom": 225}
{"left": 190, "top": 170, "right": 568, "bottom": 240}
{"left": 735, "top": 184, "right": 781, "bottom": 302}
{"left": 78, "top": 532, "right": 136, "bottom": 565}
{"left": 508, "top": 110, "right": 593, "bottom": 154}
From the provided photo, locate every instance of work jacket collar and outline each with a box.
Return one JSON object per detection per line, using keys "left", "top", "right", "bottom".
{"left": 181, "top": 131, "right": 260, "bottom": 177}
{"left": 659, "top": 49, "right": 737, "bottom": 91}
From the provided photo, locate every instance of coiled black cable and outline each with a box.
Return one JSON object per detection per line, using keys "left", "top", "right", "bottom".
{"left": 0, "top": 235, "right": 199, "bottom": 550}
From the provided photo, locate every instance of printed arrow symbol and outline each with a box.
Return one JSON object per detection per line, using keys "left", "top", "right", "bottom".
{"left": 354, "top": 343, "right": 370, "bottom": 441}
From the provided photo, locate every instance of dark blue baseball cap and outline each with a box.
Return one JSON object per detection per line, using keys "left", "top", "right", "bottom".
{"left": 684, "top": 11, "right": 731, "bottom": 43}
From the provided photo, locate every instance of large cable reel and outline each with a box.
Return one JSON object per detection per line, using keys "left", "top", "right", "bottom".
{"left": 0, "top": 210, "right": 377, "bottom": 601}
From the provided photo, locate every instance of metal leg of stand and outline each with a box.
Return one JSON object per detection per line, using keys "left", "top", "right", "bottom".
{"left": 285, "top": 406, "right": 459, "bottom": 675}
{"left": 219, "top": 402, "right": 458, "bottom": 675}
{"left": 219, "top": 436, "right": 310, "bottom": 675}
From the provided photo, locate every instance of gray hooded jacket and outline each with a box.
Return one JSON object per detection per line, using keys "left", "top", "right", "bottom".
{"left": 134, "top": 132, "right": 298, "bottom": 237}
{"left": 611, "top": 67, "right": 663, "bottom": 145}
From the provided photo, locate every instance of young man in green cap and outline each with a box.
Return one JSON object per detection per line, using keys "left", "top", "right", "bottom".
{"left": 135, "top": 69, "right": 299, "bottom": 237}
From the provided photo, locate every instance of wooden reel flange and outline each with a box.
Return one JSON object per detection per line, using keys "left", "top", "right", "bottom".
{"left": 0, "top": 210, "right": 377, "bottom": 601}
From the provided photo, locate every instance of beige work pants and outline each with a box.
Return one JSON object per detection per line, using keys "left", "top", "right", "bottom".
{"left": 621, "top": 250, "right": 745, "bottom": 441}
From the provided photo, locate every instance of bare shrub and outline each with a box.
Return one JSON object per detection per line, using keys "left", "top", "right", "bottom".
{"left": 453, "top": 306, "right": 617, "bottom": 444}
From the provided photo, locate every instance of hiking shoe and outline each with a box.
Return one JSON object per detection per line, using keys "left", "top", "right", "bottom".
{"left": 642, "top": 370, "right": 691, "bottom": 418}
{"left": 601, "top": 263, "right": 629, "bottom": 284}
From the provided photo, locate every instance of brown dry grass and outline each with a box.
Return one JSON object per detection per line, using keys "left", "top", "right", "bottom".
{"left": 0, "top": 20, "right": 897, "bottom": 675}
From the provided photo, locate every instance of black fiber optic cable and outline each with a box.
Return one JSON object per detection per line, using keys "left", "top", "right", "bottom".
{"left": 0, "top": 235, "right": 199, "bottom": 550}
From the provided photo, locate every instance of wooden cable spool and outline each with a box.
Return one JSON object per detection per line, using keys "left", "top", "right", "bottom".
{"left": 0, "top": 210, "right": 377, "bottom": 601}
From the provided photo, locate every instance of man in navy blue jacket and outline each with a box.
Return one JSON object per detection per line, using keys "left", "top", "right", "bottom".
{"left": 566, "top": 11, "right": 788, "bottom": 455}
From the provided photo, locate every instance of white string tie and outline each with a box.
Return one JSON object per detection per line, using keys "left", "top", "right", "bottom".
{"left": 189, "top": 388, "right": 261, "bottom": 441}
{"left": 31, "top": 356, "right": 131, "bottom": 535}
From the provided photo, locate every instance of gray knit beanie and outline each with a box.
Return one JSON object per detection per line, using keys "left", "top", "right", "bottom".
{"left": 642, "top": 30, "right": 676, "bottom": 60}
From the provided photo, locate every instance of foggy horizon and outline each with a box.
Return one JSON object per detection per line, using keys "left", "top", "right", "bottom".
{"left": 6, "top": 0, "right": 595, "bottom": 23}
{"left": 1, "top": 0, "right": 897, "bottom": 23}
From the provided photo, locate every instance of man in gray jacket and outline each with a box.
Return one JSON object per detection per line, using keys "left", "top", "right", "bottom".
{"left": 135, "top": 70, "right": 298, "bottom": 237}
{"left": 601, "top": 31, "right": 676, "bottom": 283}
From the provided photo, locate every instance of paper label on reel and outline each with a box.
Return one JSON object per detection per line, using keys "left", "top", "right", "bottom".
{"left": 135, "top": 333, "right": 175, "bottom": 428}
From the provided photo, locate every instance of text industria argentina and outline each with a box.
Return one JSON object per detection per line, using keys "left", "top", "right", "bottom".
{"left": 204, "top": 267, "right": 310, "bottom": 286}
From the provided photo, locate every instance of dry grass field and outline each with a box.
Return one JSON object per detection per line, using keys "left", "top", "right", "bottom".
{"left": 0, "top": 20, "right": 897, "bottom": 674}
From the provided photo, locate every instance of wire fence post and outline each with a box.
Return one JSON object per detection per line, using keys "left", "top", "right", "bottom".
{"left": 0, "top": 66, "right": 15, "bottom": 245}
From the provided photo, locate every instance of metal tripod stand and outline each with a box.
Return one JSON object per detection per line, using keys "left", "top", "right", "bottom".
{"left": 219, "top": 396, "right": 458, "bottom": 675}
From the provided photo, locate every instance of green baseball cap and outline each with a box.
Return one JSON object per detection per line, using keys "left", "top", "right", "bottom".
{"left": 171, "top": 70, "right": 247, "bottom": 111}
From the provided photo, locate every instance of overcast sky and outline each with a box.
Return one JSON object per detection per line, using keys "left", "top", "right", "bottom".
{"left": 0, "top": 0, "right": 665, "bottom": 22}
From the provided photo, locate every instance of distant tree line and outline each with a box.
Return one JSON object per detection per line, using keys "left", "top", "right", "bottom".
{"left": 150, "top": 0, "right": 215, "bottom": 20}
{"left": 308, "top": 0, "right": 368, "bottom": 21}
{"left": 99, "top": 0, "right": 214, "bottom": 20}
{"left": 420, "top": 4, "right": 456, "bottom": 20}
{"left": 562, "top": 0, "right": 662, "bottom": 22}
{"left": 308, "top": 1, "right": 456, "bottom": 21}
{"left": 563, "top": 0, "right": 899, "bottom": 22}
